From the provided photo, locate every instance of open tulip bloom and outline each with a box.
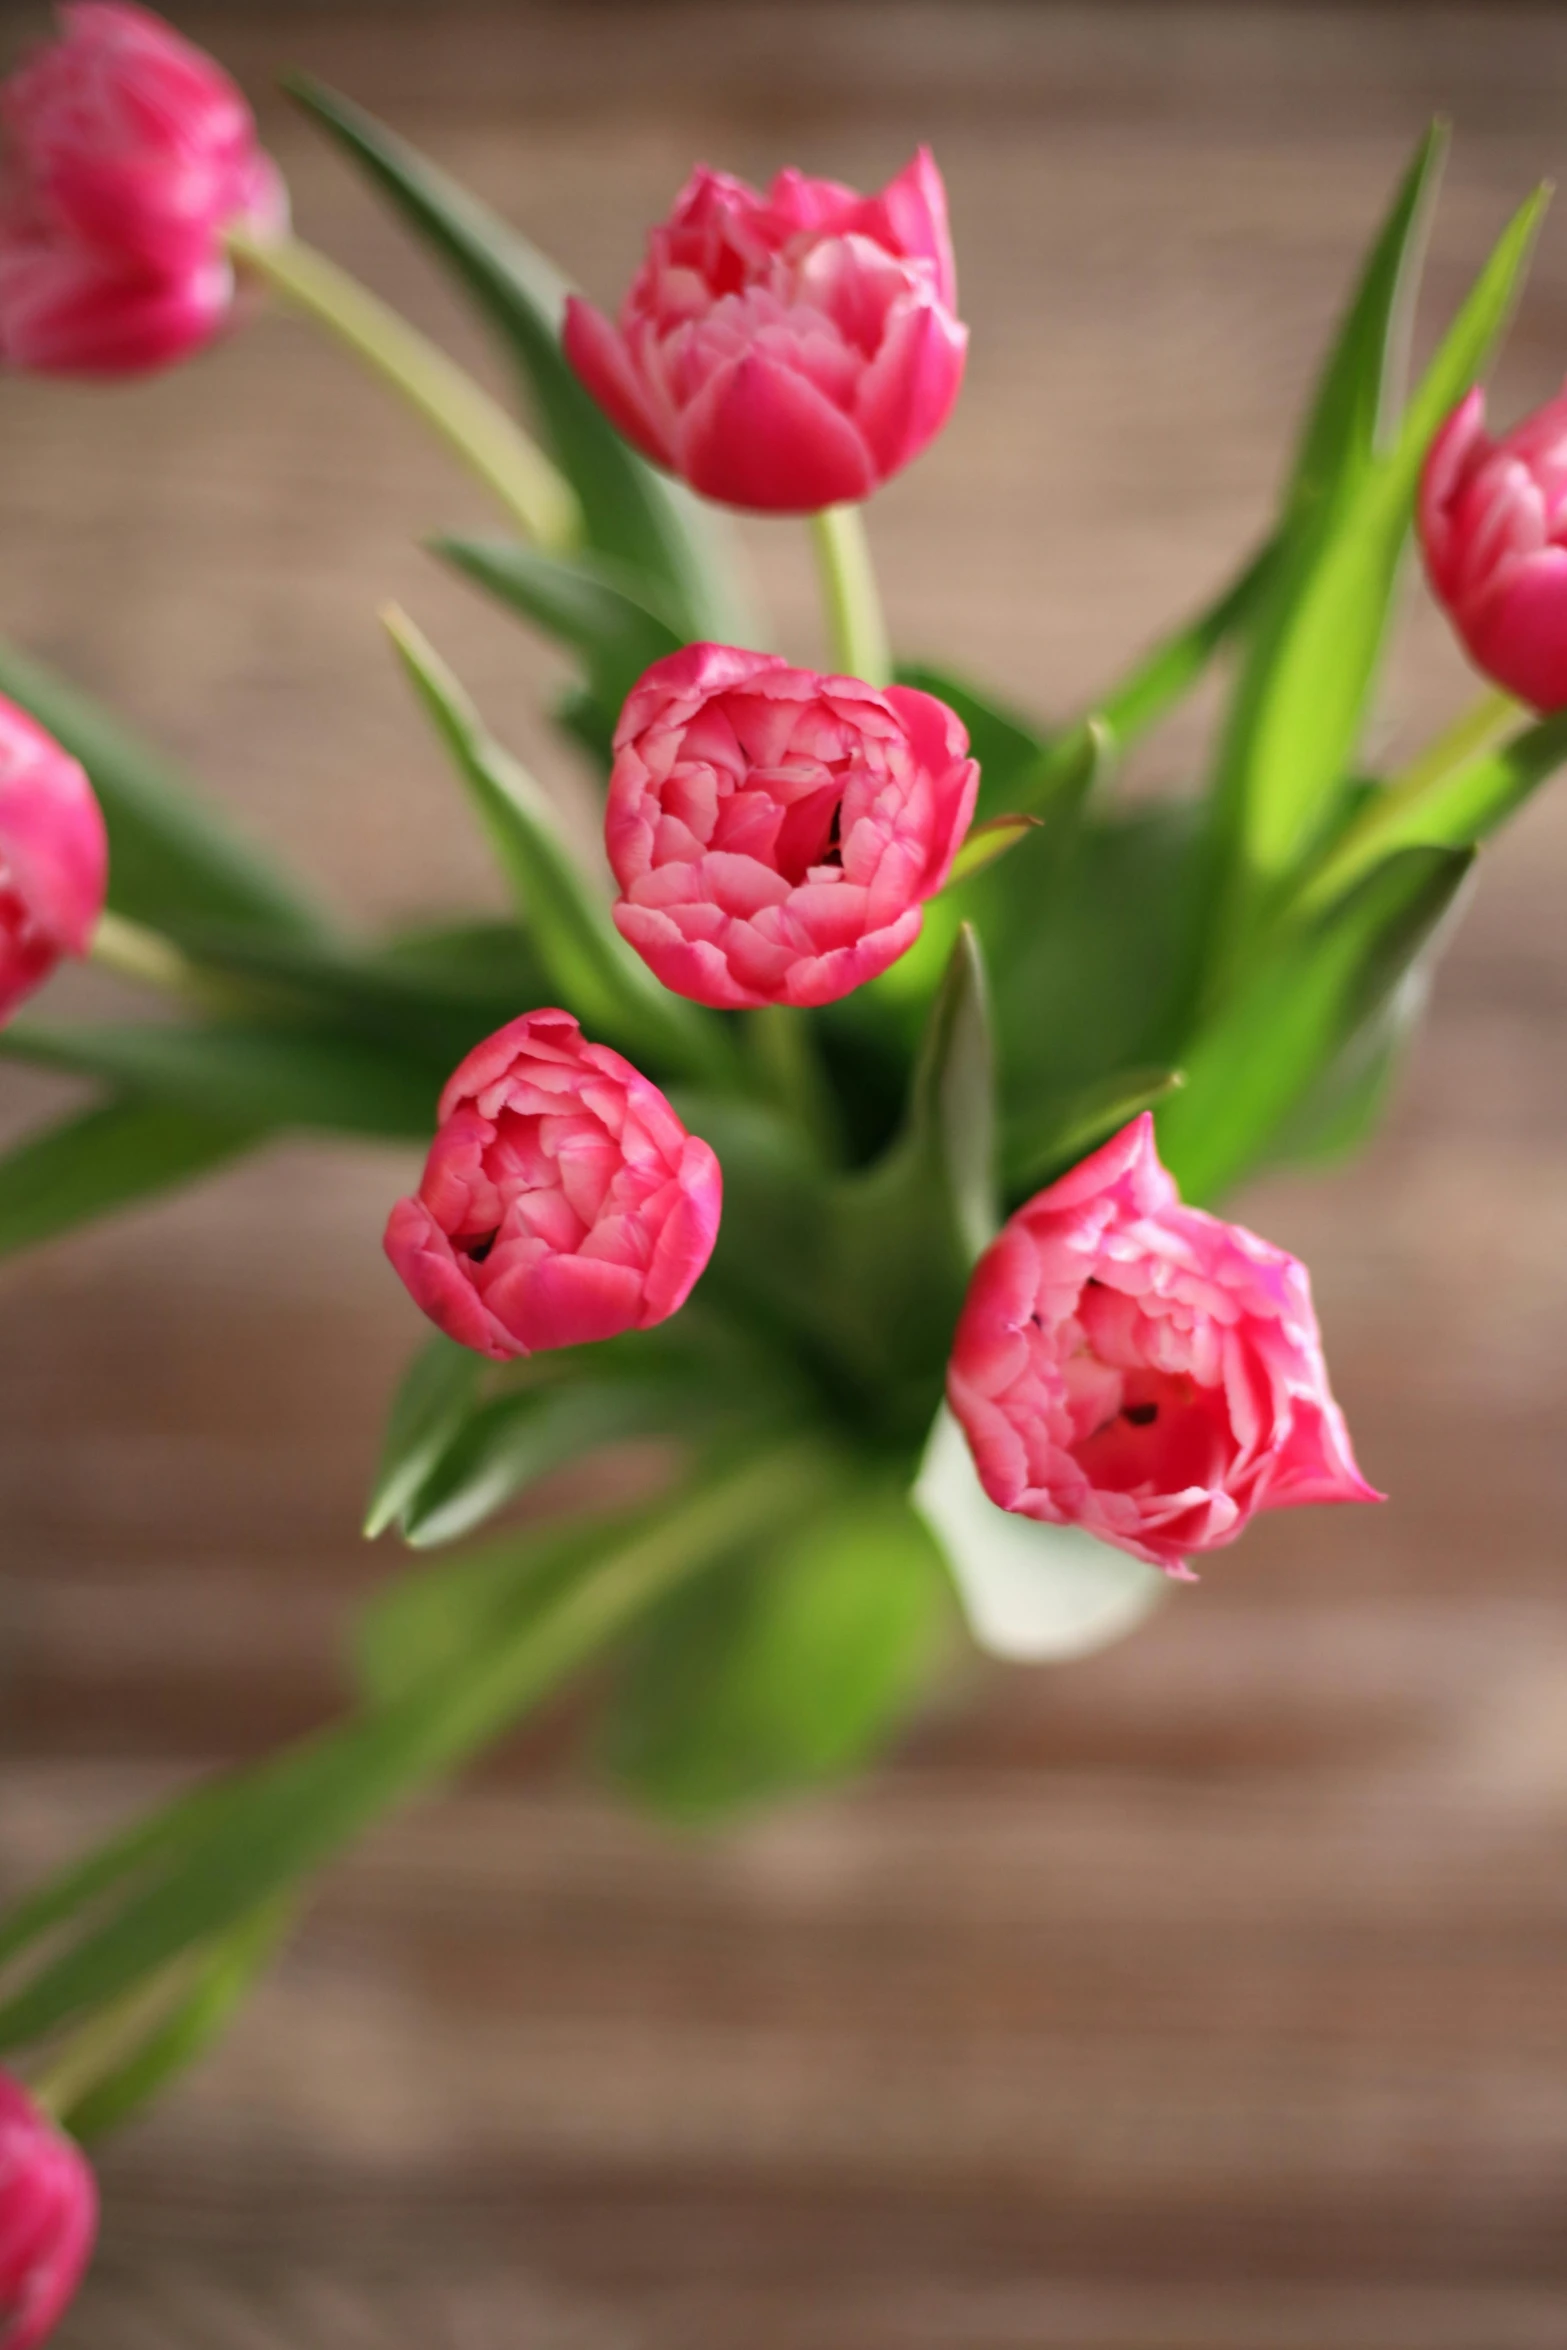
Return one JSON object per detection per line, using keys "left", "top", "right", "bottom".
{"left": 0, "top": 21, "right": 1564, "bottom": 2314}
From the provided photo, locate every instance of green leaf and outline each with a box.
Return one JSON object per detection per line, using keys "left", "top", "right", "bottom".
{"left": 914, "top": 1407, "right": 1166, "bottom": 1660}
{"left": 0, "top": 1447, "right": 824, "bottom": 2052}
{"left": 62, "top": 1898, "right": 292, "bottom": 2143}
{"left": 400, "top": 1377, "right": 681, "bottom": 1549}
{"left": 1305, "top": 703, "right": 1567, "bottom": 906}
{"left": 894, "top": 663, "right": 1048, "bottom": 826}
{"left": 819, "top": 927, "right": 996, "bottom": 1427}
{"left": 364, "top": 1335, "right": 484, "bottom": 1540}
{"left": 605, "top": 1476, "right": 950, "bottom": 1821}
{"left": 1157, "top": 844, "right": 1475, "bottom": 1203}
{"left": 287, "top": 77, "right": 758, "bottom": 647}
{"left": 1209, "top": 158, "right": 1544, "bottom": 943}
{"left": 946, "top": 812, "right": 1042, "bottom": 886}
{"left": 0, "top": 1096, "right": 258, "bottom": 1260}
{"left": 1286, "top": 123, "right": 1447, "bottom": 516}
{"left": 0, "top": 636, "right": 326, "bottom": 943}
{"left": 0, "top": 1020, "right": 440, "bottom": 1138}
{"left": 435, "top": 537, "right": 682, "bottom": 758}
{"left": 1005, "top": 1065, "right": 1186, "bottom": 1196}
{"left": 385, "top": 607, "right": 733, "bottom": 1083}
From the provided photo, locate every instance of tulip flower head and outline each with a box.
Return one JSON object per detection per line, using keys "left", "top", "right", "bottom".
{"left": 947, "top": 1115, "right": 1379, "bottom": 1576}
{"left": 1419, "top": 383, "right": 1567, "bottom": 711}
{"left": 0, "top": 2, "right": 287, "bottom": 376}
{"left": 0, "top": 695, "right": 108, "bottom": 1022}
{"left": 606, "top": 644, "right": 979, "bottom": 1011}
{"left": 0, "top": 2073, "right": 96, "bottom": 2350}
{"left": 385, "top": 1009, "right": 723, "bottom": 1361}
{"left": 564, "top": 150, "right": 967, "bottom": 511}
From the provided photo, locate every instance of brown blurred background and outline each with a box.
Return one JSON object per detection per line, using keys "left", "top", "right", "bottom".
{"left": 3, "top": 4, "right": 1567, "bottom": 2344}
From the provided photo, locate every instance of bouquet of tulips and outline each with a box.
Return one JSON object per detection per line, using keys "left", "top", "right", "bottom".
{"left": 1, "top": 6, "right": 1565, "bottom": 2334}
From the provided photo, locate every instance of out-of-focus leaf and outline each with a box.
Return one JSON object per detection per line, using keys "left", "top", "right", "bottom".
{"left": 914, "top": 1406, "right": 1166, "bottom": 1660}
{"left": 0, "top": 636, "right": 327, "bottom": 943}
{"left": 1210, "top": 154, "right": 1543, "bottom": 948}
{"left": 894, "top": 662, "right": 1049, "bottom": 825}
{"left": 0, "top": 1021, "right": 440, "bottom": 1138}
{"left": 0, "top": 1096, "right": 257, "bottom": 1260}
{"left": 1158, "top": 844, "right": 1475, "bottom": 1203}
{"left": 435, "top": 536, "right": 681, "bottom": 762}
{"left": 820, "top": 927, "right": 996, "bottom": 1430}
{"left": 0, "top": 1447, "right": 825, "bottom": 2050}
{"left": 947, "top": 812, "right": 1042, "bottom": 886}
{"left": 989, "top": 799, "right": 1208, "bottom": 1117}
{"left": 604, "top": 1474, "right": 950, "bottom": 1821}
{"left": 1005, "top": 1065, "right": 1186, "bottom": 1197}
{"left": 1303, "top": 703, "right": 1567, "bottom": 908}
{"left": 62, "top": 1897, "right": 292, "bottom": 2143}
{"left": 400, "top": 1377, "right": 680, "bottom": 1549}
{"left": 364, "top": 1336, "right": 485, "bottom": 1540}
{"left": 287, "top": 77, "right": 758, "bottom": 646}
{"left": 385, "top": 607, "right": 733, "bottom": 1084}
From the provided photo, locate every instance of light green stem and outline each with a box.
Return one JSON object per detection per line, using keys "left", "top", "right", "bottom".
{"left": 228, "top": 229, "right": 580, "bottom": 551}
{"left": 1297, "top": 684, "right": 1519, "bottom": 914}
{"left": 746, "top": 1006, "right": 840, "bottom": 1162}
{"left": 810, "top": 504, "right": 891, "bottom": 685}
{"left": 91, "top": 910, "right": 210, "bottom": 1003}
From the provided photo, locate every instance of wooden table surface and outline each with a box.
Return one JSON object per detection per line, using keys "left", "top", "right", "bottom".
{"left": 3, "top": 4, "right": 1567, "bottom": 2343}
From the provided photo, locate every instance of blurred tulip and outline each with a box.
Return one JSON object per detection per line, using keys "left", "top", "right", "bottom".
{"left": 0, "top": 2073, "right": 96, "bottom": 2350}
{"left": 606, "top": 643, "right": 978, "bottom": 1010}
{"left": 564, "top": 150, "right": 967, "bottom": 512}
{"left": 385, "top": 1009, "right": 723, "bottom": 1360}
{"left": 947, "top": 1115, "right": 1379, "bottom": 1576}
{"left": 0, "top": 694, "right": 108, "bottom": 1021}
{"left": 0, "top": 2, "right": 286, "bottom": 376}
{"left": 1419, "top": 383, "right": 1567, "bottom": 711}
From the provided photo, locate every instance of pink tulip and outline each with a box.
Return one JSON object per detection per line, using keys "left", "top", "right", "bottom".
{"left": 563, "top": 151, "right": 967, "bottom": 512}
{"left": 947, "top": 1115, "right": 1379, "bottom": 1577}
{"left": 0, "top": 694, "right": 108, "bottom": 1022}
{"left": 385, "top": 1008, "right": 723, "bottom": 1361}
{"left": 0, "top": 2073, "right": 96, "bottom": 2350}
{"left": 0, "top": 2, "right": 286, "bottom": 377}
{"left": 1419, "top": 383, "right": 1567, "bottom": 711}
{"left": 606, "top": 644, "right": 978, "bottom": 1011}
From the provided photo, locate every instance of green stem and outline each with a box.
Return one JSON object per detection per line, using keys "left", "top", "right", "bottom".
{"left": 1296, "top": 685, "right": 1520, "bottom": 914}
{"left": 228, "top": 229, "right": 580, "bottom": 551}
{"left": 746, "top": 1007, "right": 841, "bottom": 1162}
{"left": 810, "top": 505, "right": 891, "bottom": 685}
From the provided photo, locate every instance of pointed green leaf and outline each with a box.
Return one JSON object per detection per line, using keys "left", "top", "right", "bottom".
{"left": 385, "top": 608, "right": 733, "bottom": 1083}
{"left": 605, "top": 1476, "right": 950, "bottom": 1822}
{"left": 287, "top": 77, "right": 758, "bottom": 646}
{"left": 1005, "top": 1065, "right": 1186, "bottom": 1196}
{"left": 0, "top": 636, "right": 327, "bottom": 943}
{"left": 364, "top": 1335, "right": 484, "bottom": 1540}
{"left": 62, "top": 1897, "right": 292, "bottom": 2143}
{"left": 819, "top": 928, "right": 996, "bottom": 1426}
{"left": 1209, "top": 165, "right": 1544, "bottom": 948}
{"left": 1158, "top": 845, "right": 1475, "bottom": 1202}
{"left": 0, "top": 1096, "right": 258, "bottom": 1260}
{"left": 947, "top": 812, "right": 1042, "bottom": 886}
{"left": 0, "top": 1021, "right": 440, "bottom": 1138}
{"left": 400, "top": 1378, "right": 678, "bottom": 1549}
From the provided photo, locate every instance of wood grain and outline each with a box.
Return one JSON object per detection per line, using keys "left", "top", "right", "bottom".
{"left": 2, "top": 5, "right": 1566, "bottom": 2342}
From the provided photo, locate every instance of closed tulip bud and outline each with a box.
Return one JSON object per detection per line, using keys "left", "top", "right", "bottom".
{"left": 0, "top": 2073, "right": 96, "bottom": 2350}
{"left": 0, "top": 695, "right": 108, "bottom": 1022}
{"left": 947, "top": 1116, "right": 1379, "bottom": 1577}
{"left": 0, "top": 2, "right": 286, "bottom": 377}
{"left": 385, "top": 1009, "right": 723, "bottom": 1361}
{"left": 564, "top": 150, "right": 967, "bottom": 512}
{"left": 606, "top": 644, "right": 978, "bottom": 1010}
{"left": 1419, "top": 383, "right": 1567, "bottom": 711}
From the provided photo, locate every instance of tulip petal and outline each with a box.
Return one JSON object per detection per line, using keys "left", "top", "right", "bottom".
{"left": 677, "top": 350, "right": 876, "bottom": 512}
